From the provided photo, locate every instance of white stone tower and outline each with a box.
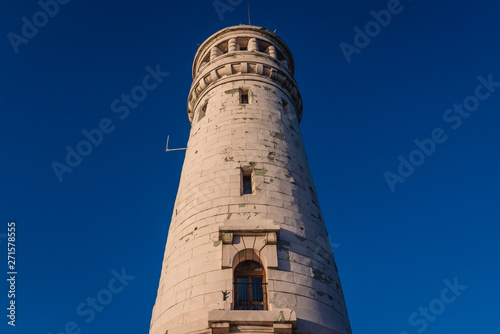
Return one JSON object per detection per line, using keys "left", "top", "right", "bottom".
{"left": 150, "top": 25, "right": 352, "bottom": 334}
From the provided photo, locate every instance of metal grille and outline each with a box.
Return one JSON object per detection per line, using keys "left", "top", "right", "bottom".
{"left": 234, "top": 282, "right": 267, "bottom": 310}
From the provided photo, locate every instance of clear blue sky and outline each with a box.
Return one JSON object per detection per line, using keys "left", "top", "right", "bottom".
{"left": 1, "top": 0, "right": 499, "bottom": 333}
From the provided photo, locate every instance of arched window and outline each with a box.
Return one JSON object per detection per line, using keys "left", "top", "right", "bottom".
{"left": 234, "top": 260, "right": 267, "bottom": 310}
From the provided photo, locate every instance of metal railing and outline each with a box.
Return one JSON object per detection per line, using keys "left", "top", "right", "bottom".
{"left": 234, "top": 282, "right": 268, "bottom": 310}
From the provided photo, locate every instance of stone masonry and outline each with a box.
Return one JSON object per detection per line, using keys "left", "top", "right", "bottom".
{"left": 150, "top": 25, "right": 352, "bottom": 334}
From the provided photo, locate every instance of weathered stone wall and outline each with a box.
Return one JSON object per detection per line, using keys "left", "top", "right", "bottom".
{"left": 150, "top": 26, "right": 351, "bottom": 334}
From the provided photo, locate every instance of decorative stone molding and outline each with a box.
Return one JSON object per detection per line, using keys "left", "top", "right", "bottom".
{"left": 208, "top": 309, "right": 296, "bottom": 334}
{"left": 248, "top": 38, "right": 258, "bottom": 51}
{"left": 219, "top": 220, "right": 280, "bottom": 270}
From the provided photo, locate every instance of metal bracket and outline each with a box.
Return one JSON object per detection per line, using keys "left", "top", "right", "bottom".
{"left": 165, "top": 135, "right": 187, "bottom": 152}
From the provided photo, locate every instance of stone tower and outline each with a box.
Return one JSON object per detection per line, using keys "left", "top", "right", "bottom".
{"left": 150, "top": 25, "right": 352, "bottom": 334}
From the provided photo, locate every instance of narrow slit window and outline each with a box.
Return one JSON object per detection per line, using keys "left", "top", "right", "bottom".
{"left": 198, "top": 103, "right": 207, "bottom": 122}
{"left": 241, "top": 168, "right": 253, "bottom": 195}
{"left": 243, "top": 174, "right": 252, "bottom": 194}
{"left": 282, "top": 99, "right": 290, "bottom": 118}
{"left": 240, "top": 89, "right": 249, "bottom": 104}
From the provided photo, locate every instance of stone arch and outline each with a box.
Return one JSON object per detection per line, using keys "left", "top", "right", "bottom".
{"left": 232, "top": 248, "right": 265, "bottom": 271}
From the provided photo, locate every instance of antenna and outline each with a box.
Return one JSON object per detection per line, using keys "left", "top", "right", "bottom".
{"left": 165, "top": 135, "right": 187, "bottom": 153}
{"left": 248, "top": 2, "right": 251, "bottom": 25}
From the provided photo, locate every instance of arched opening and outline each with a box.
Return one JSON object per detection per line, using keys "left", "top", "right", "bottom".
{"left": 233, "top": 260, "right": 267, "bottom": 310}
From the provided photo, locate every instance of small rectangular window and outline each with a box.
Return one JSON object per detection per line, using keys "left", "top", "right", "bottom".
{"left": 243, "top": 175, "right": 252, "bottom": 194}
{"left": 241, "top": 168, "right": 253, "bottom": 195}
{"left": 240, "top": 89, "right": 249, "bottom": 104}
{"left": 198, "top": 102, "right": 207, "bottom": 122}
